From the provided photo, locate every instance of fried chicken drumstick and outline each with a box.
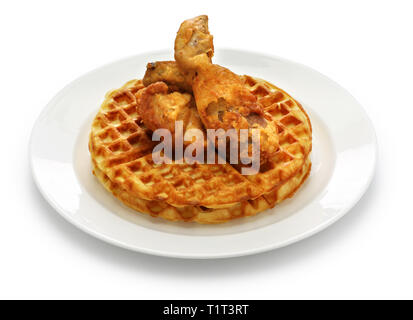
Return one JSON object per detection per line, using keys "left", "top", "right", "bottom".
{"left": 137, "top": 81, "right": 205, "bottom": 151}
{"left": 174, "top": 15, "right": 279, "bottom": 163}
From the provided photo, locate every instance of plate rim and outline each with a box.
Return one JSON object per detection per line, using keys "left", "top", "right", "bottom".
{"left": 29, "top": 48, "right": 378, "bottom": 259}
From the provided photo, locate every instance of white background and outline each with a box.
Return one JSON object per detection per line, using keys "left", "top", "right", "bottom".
{"left": 1, "top": 0, "right": 412, "bottom": 299}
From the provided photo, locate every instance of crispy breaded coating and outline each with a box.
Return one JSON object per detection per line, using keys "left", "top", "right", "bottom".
{"left": 174, "top": 15, "right": 279, "bottom": 163}
{"left": 143, "top": 61, "right": 192, "bottom": 93}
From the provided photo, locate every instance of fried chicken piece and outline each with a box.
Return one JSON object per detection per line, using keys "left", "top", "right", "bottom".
{"left": 143, "top": 61, "right": 192, "bottom": 93}
{"left": 174, "top": 15, "right": 214, "bottom": 73}
{"left": 174, "top": 15, "right": 278, "bottom": 163}
{"left": 137, "top": 82, "right": 204, "bottom": 143}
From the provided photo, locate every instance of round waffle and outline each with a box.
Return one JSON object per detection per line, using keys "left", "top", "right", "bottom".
{"left": 89, "top": 78, "right": 311, "bottom": 209}
{"left": 92, "top": 156, "right": 311, "bottom": 223}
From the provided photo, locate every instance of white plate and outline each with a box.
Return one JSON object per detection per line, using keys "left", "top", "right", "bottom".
{"left": 30, "top": 49, "right": 377, "bottom": 259}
